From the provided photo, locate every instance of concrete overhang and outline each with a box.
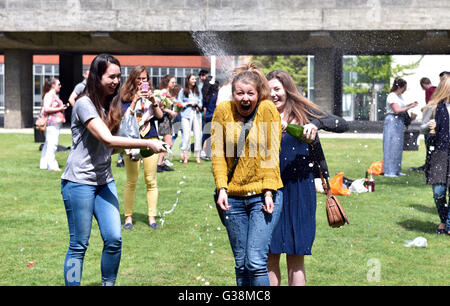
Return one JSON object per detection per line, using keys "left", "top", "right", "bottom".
{"left": 0, "top": 30, "right": 448, "bottom": 55}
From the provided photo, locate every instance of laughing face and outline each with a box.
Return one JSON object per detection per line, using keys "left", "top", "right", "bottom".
{"left": 232, "top": 81, "right": 259, "bottom": 117}
{"left": 101, "top": 63, "right": 121, "bottom": 96}
{"left": 268, "top": 78, "right": 286, "bottom": 113}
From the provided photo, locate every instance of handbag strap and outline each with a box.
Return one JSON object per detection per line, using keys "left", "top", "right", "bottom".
{"left": 309, "top": 142, "right": 332, "bottom": 198}
{"left": 227, "top": 105, "right": 259, "bottom": 184}
{"left": 318, "top": 166, "right": 333, "bottom": 198}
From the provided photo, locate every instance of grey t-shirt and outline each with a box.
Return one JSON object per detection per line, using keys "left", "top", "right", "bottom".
{"left": 61, "top": 96, "right": 114, "bottom": 186}
{"left": 73, "top": 80, "right": 86, "bottom": 96}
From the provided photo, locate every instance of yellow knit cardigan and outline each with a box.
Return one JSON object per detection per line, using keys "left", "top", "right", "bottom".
{"left": 211, "top": 99, "right": 283, "bottom": 197}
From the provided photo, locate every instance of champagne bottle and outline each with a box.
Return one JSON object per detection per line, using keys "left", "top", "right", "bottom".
{"left": 368, "top": 172, "right": 375, "bottom": 192}
{"left": 140, "top": 148, "right": 154, "bottom": 158}
{"left": 364, "top": 171, "right": 369, "bottom": 189}
{"left": 285, "top": 124, "right": 314, "bottom": 144}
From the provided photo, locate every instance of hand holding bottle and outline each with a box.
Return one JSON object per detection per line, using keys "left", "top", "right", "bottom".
{"left": 303, "top": 123, "right": 318, "bottom": 142}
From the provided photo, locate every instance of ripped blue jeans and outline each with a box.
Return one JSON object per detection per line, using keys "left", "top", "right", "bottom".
{"left": 223, "top": 190, "right": 282, "bottom": 286}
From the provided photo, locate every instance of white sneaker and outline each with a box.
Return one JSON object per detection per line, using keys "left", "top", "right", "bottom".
{"left": 164, "top": 159, "right": 173, "bottom": 167}
{"left": 398, "top": 172, "right": 407, "bottom": 176}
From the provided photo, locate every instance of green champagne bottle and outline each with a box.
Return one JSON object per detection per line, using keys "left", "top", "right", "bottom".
{"left": 285, "top": 123, "right": 314, "bottom": 144}
{"left": 140, "top": 148, "right": 154, "bottom": 158}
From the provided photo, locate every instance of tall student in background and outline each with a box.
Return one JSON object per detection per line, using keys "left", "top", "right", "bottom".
{"left": 40, "top": 77, "right": 67, "bottom": 172}
{"left": 157, "top": 74, "right": 178, "bottom": 172}
{"left": 178, "top": 74, "right": 203, "bottom": 164}
{"left": 120, "top": 65, "right": 164, "bottom": 230}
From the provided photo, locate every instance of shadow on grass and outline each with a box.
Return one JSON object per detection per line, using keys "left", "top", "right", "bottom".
{"left": 409, "top": 203, "right": 437, "bottom": 215}
{"left": 397, "top": 219, "right": 437, "bottom": 234}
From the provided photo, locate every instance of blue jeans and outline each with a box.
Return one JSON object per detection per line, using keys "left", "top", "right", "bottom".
{"left": 432, "top": 184, "right": 450, "bottom": 230}
{"left": 61, "top": 180, "right": 122, "bottom": 286}
{"left": 383, "top": 114, "right": 405, "bottom": 175}
{"left": 223, "top": 190, "right": 282, "bottom": 286}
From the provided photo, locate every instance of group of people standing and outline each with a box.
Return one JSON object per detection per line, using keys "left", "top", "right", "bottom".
{"left": 211, "top": 64, "right": 348, "bottom": 286}
{"left": 50, "top": 53, "right": 348, "bottom": 286}
{"left": 382, "top": 71, "right": 450, "bottom": 236}
{"left": 41, "top": 51, "right": 450, "bottom": 287}
{"left": 53, "top": 54, "right": 222, "bottom": 286}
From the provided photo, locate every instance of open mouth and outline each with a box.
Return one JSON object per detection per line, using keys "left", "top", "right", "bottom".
{"left": 240, "top": 102, "right": 251, "bottom": 111}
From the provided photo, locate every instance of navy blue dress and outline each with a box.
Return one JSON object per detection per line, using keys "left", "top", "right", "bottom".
{"left": 269, "top": 132, "right": 316, "bottom": 255}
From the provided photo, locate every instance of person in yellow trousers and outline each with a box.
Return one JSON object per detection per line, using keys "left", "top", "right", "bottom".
{"left": 120, "top": 66, "right": 164, "bottom": 230}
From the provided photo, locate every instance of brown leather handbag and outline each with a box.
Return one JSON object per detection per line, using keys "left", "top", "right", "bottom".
{"left": 319, "top": 168, "right": 350, "bottom": 228}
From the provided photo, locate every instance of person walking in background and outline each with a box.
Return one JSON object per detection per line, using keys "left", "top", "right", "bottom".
{"left": 61, "top": 54, "right": 166, "bottom": 286}
{"left": 211, "top": 63, "right": 283, "bottom": 286}
{"left": 266, "top": 70, "right": 348, "bottom": 286}
{"left": 412, "top": 77, "right": 438, "bottom": 172}
{"left": 200, "top": 75, "right": 220, "bottom": 160}
{"left": 39, "top": 77, "right": 67, "bottom": 172}
{"left": 420, "top": 75, "right": 450, "bottom": 235}
{"left": 198, "top": 69, "right": 209, "bottom": 94}
{"left": 382, "top": 78, "right": 418, "bottom": 177}
{"left": 120, "top": 65, "right": 164, "bottom": 230}
{"left": 171, "top": 83, "right": 183, "bottom": 147}
{"left": 68, "top": 68, "right": 90, "bottom": 107}
{"left": 420, "top": 77, "right": 436, "bottom": 105}
{"left": 178, "top": 74, "right": 203, "bottom": 164}
{"left": 157, "top": 74, "right": 178, "bottom": 172}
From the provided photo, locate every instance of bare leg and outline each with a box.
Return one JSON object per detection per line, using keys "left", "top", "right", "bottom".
{"left": 267, "top": 253, "right": 281, "bottom": 286}
{"left": 286, "top": 254, "right": 306, "bottom": 286}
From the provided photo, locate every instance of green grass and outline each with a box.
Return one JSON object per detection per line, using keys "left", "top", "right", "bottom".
{"left": 0, "top": 132, "right": 448, "bottom": 286}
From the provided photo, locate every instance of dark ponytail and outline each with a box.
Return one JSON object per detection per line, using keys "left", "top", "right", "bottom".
{"left": 390, "top": 78, "right": 407, "bottom": 93}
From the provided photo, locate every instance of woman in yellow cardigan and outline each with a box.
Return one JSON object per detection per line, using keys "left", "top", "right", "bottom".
{"left": 211, "top": 63, "right": 283, "bottom": 286}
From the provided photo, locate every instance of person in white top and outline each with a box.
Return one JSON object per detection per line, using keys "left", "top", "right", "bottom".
{"left": 382, "top": 78, "right": 418, "bottom": 177}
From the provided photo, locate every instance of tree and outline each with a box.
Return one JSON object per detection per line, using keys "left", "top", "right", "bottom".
{"left": 251, "top": 55, "right": 309, "bottom": 91}
{"left": 343, "top": 55, "right": 423, "bottom": 121}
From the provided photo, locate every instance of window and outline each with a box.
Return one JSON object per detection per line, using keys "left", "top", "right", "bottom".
{"left": 0, "top": 64, "right": 4, "bottom": 117}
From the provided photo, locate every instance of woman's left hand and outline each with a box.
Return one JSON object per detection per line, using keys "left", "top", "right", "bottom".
{"left": 262, "top": 194, "right": 274, "bottom": 214}
{"left": 303, "top": 123, "right": 318, "bottom": 142}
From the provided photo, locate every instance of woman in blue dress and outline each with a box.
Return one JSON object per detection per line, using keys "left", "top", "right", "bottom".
{"left": 266, "top": 70, "right": 348, "bottom": 286}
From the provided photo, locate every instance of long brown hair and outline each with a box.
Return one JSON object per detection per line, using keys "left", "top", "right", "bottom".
{"left": 183, "top": 74, "right": 200, "bottom": 98}
{"left": 84, "top": 53, "right": 122, "bottom": 135}
{"left": 120, "top": 65, "right": 153, "bottom": 102}
{"left": 231, "top": 62, "right": 270, "bottom": 102}
{"left": 266, "top": 70, "right": 323, "bottom": 125}
{"left": 42, "top": 77, "right": 58, "bottom": 100}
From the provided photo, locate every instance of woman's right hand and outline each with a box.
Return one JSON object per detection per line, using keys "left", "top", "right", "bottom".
{"left": 409, "top": 101, "right": 419, "bottom": 108}
{"left": 428, "top": 119, "right": 436, "bottom": 130}
{"left": 146, "top": 139, "right": 167, "bottom": 154}
{"left": 217, "top": 188, "right": 230, "bottom": 211}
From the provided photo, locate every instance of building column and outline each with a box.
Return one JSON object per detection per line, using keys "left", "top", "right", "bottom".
{"left": 313, "top": 48, "right": 343, "bottom": 116}
{"left": 59, "top": 53, "right": 83, "bottom": 125}
{"left": 4, "top": 50, "right": 33, "bottom": 128}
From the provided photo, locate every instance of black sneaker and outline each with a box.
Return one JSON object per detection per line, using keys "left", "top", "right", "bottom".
{"left": 157, "top": 165, "right": 164, "bottom": 172}
{"left": 162, "top": 165, "right": 175, "bottom": 171}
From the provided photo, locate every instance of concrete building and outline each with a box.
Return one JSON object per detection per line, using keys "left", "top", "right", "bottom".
{"left": 0, "top": 0, "right": 449, "bottom": 128}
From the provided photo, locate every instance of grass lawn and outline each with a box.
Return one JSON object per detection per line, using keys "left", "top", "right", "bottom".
{"left": 0, "top": 132, "right": 448, "bottom": 286}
